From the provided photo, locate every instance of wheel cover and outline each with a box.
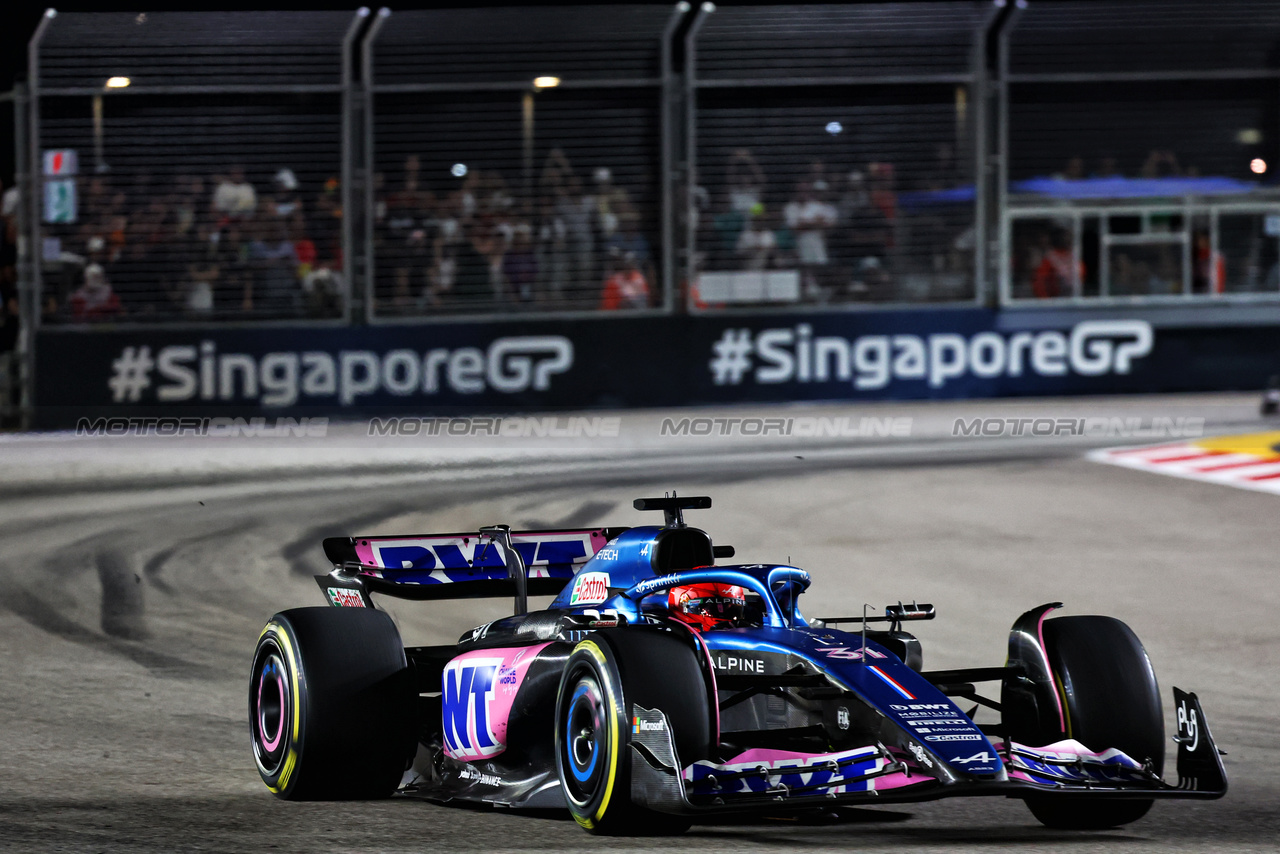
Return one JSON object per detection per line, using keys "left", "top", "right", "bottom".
{"left": 561, "top": 670, "right": 608, "bottom": 806}
{"left": 250, "top": 640, "right": 291, "bottom": 776}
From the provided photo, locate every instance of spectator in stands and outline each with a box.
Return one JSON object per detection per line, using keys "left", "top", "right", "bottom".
{"left": 1031, "top": 229, "right": 1084, "bottom": 298}
{"left": 503, "top": 222, "right": 538, "bottom": 303}
{"left": 266, "top": 168, "right": 304, "bottom": 219}
{"left": 248, "top": 218, "right": 300, "bottom": 315}
{"left": 1193, "top": 231, "right": 1226, "bottom": 294}
{"left": 314, "top": 175, "right": 342, "bottom": 226}
{"left": 558, "top": 175, "right": 596, "bottom": 300}
{"left": 726, "top": 148, "right": 766, "bottom": 214}
{"left": 850, "top": 256, "right": 891, "bottom": 300}
{"left": 1094, "top": 156, "right": 1121, "bottom": 178}
{"left": 212, "top": 165, "right": 257, "bottom": 220}
{"left": 172, "top": 175, "right": 204, "bottom": 238}
{"left": 540, "top": 148, "right": 574, "bottom": 198}
{"left": 806, "top": 159, "right": 832, "bottom": 198}
{"left": 712, "top": 192, "right": 748, "bottom": 270}
{"left": 920, "top": 143, "right": 957, "bottom": 192}
{"left": 69, "top": 263, "right": 122, "bottom": 321}
{"left": 599, "top": 251, "right": 650, "bottom": 310}
{"left": 592, "top": 166, "right": 632, "bottom": 270}
{"left": 386, "top": 155, "right": 432, "bottom": 226}
{"left": 834, "top": 169, "right": 887, "bottom": 281}
{"left": 604, "top": 200, "right": 651, "bottom": 267}
{"left": 108, "top": 241, "right": 162, "bottom": 317}
{"left": 178, "top": 257, "right": 217, "bottom": 318}
{"left": 291, "top": 212, "right": 318, "bottom": 279}
{"left": 1062, "top": 156, "right": 1086, "bottom": 181}
{"left": 868, "top": 161, "right": 898, "bottom": 224}
{"left": 386, "top": 268, "right": 418, "bottom": 316}
{"left": 536, "top": 195, "right": 570, "bottom": 303}
{"left": 447, "top": 227, "right": 500, "bottom": 307}
{"left": 735, "top": 210, "right": 778, "bottom": 270}
{"left": 784, "top": 180, "right": 838, "bottom": 299}
{"left": 1141, "top": 149, "right": 1182, "bottom": 179}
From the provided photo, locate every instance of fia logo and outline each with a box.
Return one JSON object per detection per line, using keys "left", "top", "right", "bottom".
{"left": 442, "top": 658, "right": 504, "bottom": 759}
{"left": 837, "top": 707, "right": 850, "bottom": 731}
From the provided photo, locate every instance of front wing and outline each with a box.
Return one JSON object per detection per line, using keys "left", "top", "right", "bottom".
{"left": 629, "top": 688, "right": 1227, "bottom": 814}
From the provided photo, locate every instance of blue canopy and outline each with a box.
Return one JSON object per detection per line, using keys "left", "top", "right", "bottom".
{"left": 897, "top": 175, "right": 1266, "bottom": 210}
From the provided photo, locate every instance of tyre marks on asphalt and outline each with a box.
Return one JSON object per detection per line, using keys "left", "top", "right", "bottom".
{"left": 0, "top": 562, "right": 208, "bottom": 678}
{"left": 1089, "top": 431, "right": 1280, "bottom": 495}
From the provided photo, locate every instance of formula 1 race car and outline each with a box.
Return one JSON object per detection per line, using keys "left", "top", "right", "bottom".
{"left": 249, "top": 495, "right": 1226, "bottom": 834}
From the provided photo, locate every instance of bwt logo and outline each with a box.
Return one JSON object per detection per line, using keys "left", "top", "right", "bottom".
{"left": 442, "top": 659, "right": 504, "bottom": 760}
{"left": 373, "top": 536, "right": 589, "bottom": 571}
{"left": 106, "top": 336, "right": 573, "bottom": 405}
{"left": 708, "top": 320, "right": 1153, "bottom": 388}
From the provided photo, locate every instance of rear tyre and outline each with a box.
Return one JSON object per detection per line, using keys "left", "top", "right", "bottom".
{"left": 554, "top": 629, "right": 711, "bottom": 835}
{"left": 249, "top": 607, "right": 417, "bottom": 800}
{"left": 1023, "top": 615, "right": 1163, "bottom": 830}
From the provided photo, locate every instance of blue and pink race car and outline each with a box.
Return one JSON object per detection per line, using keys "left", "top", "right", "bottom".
{"left": 249, "top": 495, "right": 1226, "bottom": 834}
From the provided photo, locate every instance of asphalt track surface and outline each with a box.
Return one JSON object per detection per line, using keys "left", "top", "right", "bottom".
{"left": 1, "top": 395, "right": 1277, "bottom": 853}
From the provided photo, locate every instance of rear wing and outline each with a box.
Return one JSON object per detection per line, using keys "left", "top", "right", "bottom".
{"left": 318, "top": 526, "right": 628, "bottom": 611}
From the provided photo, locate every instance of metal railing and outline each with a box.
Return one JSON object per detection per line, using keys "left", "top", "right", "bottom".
{"left": 12, "top": 0, "right": 1280, "bottom": 341}
{"left": 997, "top": 0, "right": 1280, "bottom": 305}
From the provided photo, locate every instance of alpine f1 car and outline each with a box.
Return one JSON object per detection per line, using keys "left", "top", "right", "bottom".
{"left": 249, "top": 495, "right": 1226, "bottom": 834}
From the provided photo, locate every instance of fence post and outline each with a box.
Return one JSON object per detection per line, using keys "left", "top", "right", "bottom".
{"left": 360, "top": 8, "right": 391, "bottom": 325}
{"left": 682, "top": 2, "right": 714, "bottom": 312}
{"left": 24, "top": 10, "right": 56, "bottom": 427}
{"left": 342, "top": 8, "right": 371, "bottom": 326}
{"left": 973, "top": 0, "right": 1007, "bottom": 307}
{"left": 996, "top": 0, "right": 1026, "bottom": 305}
{"left": 10, "top": 84, "right": 29, "bottom": 427}
{"left": 660, "top": 2, "right": 690, "bottom": 314}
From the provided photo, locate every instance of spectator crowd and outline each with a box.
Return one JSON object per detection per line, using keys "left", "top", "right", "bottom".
{"left": 372, "top": 150, "right": 656, "bottom": 314}
{"left": 40, "top": 165, "right": 346, "bottom": 323}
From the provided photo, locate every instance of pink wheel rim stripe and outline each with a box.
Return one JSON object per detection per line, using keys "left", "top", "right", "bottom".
{"left": 258, "top": 669, "right": 285, "bottom": 753}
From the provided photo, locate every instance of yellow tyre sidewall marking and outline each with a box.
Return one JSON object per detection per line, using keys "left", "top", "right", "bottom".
{"left": 1192, "top": 431, "right": 1280, "bottom": 458}
{"left": 257, "top": 621, "right": 302, "bottom": 794}
{"left": 571, "top": 640, "right": 622, "bottom": 831}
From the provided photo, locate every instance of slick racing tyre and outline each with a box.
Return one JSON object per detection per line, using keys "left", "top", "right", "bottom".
{"left": 250, "top": 607, "right": 417, "bottom": 800}
{"left": 1023, "top": 615, "right": 1164, "bottom": 830}
{"left": 554, "top": 629, "right": 711, "bottom": 835}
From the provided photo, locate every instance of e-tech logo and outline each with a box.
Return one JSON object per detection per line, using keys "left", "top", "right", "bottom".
{"left": 106, "top": 336, "right": 573, "bottom": 404}
{"left": 442, "top": 658, "right": 504, "bottom": 759}
{"left": 708, "top": 320, "right": 1153, "bottom": 389}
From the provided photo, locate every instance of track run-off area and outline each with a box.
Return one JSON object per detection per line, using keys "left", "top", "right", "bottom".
{"left": 1, "top": 393, "right": 1277, "bottom": 853}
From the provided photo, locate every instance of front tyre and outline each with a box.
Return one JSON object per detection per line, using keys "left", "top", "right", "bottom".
{"left": 249, "top": 607, "right": 417, "bottom": 800}
{"left": 1023, "top": 615, "right": 1163, "bottom": 830}
{"left": 554, "top": 630, "right": 710, "bottom": 835}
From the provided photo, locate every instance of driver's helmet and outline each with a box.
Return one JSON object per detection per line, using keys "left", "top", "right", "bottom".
{"left": 668, "top": 583, "right": 746, "bottom": 631}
